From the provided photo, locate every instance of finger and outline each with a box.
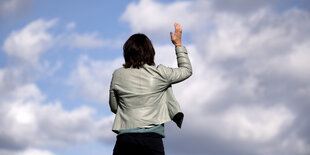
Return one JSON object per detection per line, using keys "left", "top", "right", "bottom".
{"left": 170, "top": 31, "right": 174, "bottom": 39}
{"left": 174, "top": 23, "right": 178, "bottom": 32}
{"left": 178, "top": 25, "right": 182, "bottom": 31}
{"left": 174, "top": 22, "right": 178, "bottom": 28}
{"left": 175, "top": 23, "right": 182, "bottom": 33}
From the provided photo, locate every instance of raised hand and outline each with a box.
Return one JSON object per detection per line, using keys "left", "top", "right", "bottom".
{"left": 170, "top": 23, "right": 183, "bottom": 47}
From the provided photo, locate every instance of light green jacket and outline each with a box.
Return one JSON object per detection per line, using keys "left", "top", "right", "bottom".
{"left": 109, "top": 46, "right": 192, "bottom": 132}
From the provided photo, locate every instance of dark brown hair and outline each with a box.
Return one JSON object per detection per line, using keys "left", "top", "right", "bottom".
{"left": 123, "top": 33, "right": 155, "bottom": 68}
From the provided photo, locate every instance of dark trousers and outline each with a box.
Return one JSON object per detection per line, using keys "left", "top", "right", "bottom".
{"left": 113, "top": 133, "right": 165, "bottom": 155}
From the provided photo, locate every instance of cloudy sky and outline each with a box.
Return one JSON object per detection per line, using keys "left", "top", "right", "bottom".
{"left": 1, "top": 0, "right": 310, "bottom": 154}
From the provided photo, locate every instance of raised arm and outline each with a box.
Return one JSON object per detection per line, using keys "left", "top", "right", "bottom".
{"left": 158, "top": 23, "right": 192, "bottom": 84}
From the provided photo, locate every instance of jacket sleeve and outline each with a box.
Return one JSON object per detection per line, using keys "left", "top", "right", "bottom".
{"left": 158, "top": 46, "right": 192, "bottom": 84}
{"left": 109, "top": 73, "right": 118, "bottom": 114}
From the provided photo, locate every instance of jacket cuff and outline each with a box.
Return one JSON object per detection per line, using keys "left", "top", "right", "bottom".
{"left": 175, "top": 46, "right": 188, "bottom": 54}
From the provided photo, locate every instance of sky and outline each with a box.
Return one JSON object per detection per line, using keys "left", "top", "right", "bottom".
{"left": 0, "top": 0, "right": 310, "bottom": 155}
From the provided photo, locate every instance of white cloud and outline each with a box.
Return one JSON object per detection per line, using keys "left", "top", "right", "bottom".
{"left": 211, "top": 0, "right": 310, "bottom": 14}
{"left": 2, "top": 18, "right": 120, "bottom": 67}
{"left": 16, "top": 148, "right": 55, "bottom": 155}
{"left": 121, "top": 0, "right": 201, "bottom": 36}
{"left": 154, "top": 44, "right": 230, "bottom": 112}
{"left": 57, "top": 32, "right": 123, "bottom": 49}
{"left": 0, "top": 18, "right": 63, "bottom": 99}
{"left": 94, "top": 115, "right": 115, "bottom": 143}
{"left": 0, "top": 18, "right": 119, "bottom": 153}
{"left": 2, "top": 19, "right": 57, "bottom": 64}
{"left": 208, "top": 105, "right": 294, "bottom": 142}
{"left": 0, "top": 67, "right": 24, "bottom": 99}
{"left": 204, "top": 8, "right": 310, "bottom": 65}
{"left": 69, "top": 55, "right": 122, "bottom": 104}
{"left": 211, "top": 0, "right": 279, "bottom": 13}
{"left": 153, "top": 44, "right": 178, "bottom": 67}
{"left": 0, "top": 60, "right": 113, "bottom": 155}
{"left": 0, "top": 84, "right": 96, "bottom": 149}
{"left": 287, "top": 41, "right": 310, "bottom": 81}
{"left": 0, "top": 148, "right": 55, "bottom": 155}
{"left": 61, "top": 33, "right": 105, "bottom": 48}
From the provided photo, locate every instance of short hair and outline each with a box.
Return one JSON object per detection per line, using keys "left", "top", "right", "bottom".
{"left": 123, "top": 33, "right": 155, "bottom": 68}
